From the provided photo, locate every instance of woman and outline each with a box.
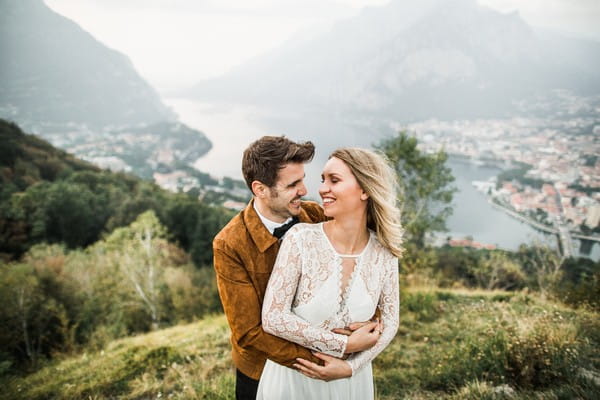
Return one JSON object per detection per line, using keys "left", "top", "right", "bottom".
{"left": 257, "top": 147, "right": 403, "bottom": 400}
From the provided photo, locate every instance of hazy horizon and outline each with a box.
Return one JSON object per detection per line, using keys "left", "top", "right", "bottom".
{"left": 44, "top": 0, "right": 600, "bottom": 93}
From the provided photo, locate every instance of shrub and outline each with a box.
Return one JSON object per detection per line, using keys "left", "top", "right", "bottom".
{"left": 0, "top": 260, "right": 72, "bottom": 367}
{"left": 450, "top": 380, "right": 516, "bottom": 400}
{"left": 423, "top": 314, "right": 589, "bottom": 392}
{"left": 553, "top": 257, "right": 600, "bottom": 310}
{"left": 401, "top": 291, "right": 441, "bottom": 322}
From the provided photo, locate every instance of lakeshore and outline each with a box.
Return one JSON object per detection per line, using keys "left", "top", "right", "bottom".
{"left": 163, "top": 99, "right": 599, "bottom": 260}
{"left": 447, "top": 157, "right": 599, "bottom": 260}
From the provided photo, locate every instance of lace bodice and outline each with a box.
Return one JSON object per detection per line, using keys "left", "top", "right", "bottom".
{"left": 262, "top": 222, "right": 400, "bottom": 375}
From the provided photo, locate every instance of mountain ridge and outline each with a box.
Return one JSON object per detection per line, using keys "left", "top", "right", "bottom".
{"left": 188, "top": 0, "right": 600, "bottom": 121}
{"left": 0, "top": 0, "right": 175, "bottom": 129}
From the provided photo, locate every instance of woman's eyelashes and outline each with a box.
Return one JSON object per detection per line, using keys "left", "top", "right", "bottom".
{"left": 320, "top": 175, "right": 340, "bottom": 184}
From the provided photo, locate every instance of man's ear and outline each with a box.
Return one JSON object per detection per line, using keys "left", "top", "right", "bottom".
{"left": 251, "top": 180, "right": 267, "bottom": 198}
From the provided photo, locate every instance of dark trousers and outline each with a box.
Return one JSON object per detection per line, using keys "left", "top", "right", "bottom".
{"left": 236, "top": 369, "right": 259, "bottom": 400}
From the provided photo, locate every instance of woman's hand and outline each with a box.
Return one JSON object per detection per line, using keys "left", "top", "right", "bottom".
{"left": 332, "top": 319, "right": 382, "bottom": 336}
{"left": 343, "top": 320, "right": 382, "bottom": 353}
{"left": 294, "top": 353, "right": 352, "bottom": 382}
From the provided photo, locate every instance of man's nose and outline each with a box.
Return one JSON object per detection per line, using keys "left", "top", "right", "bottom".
{"left": 297, "top": 182, "right": 307, "bottom": 196}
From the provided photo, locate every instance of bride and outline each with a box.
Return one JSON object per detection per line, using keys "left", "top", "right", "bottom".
{"left": 256, "top": 147, "right": 403, "bottom": 400}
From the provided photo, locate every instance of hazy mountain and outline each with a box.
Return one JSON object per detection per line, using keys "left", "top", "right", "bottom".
{"left": 189, "top": 0, "right": 600, "bottom": 121}
{"left": 0, "top": 0, "right": 176, "bottom": 129}
{"left": 0, "top": 0, "right": 214, "bottom": 183}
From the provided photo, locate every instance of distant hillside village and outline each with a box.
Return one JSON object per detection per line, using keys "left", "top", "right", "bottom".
{"left": 153, "top": 169, "right": 249, "bottom": 210}
{"left": 496, "top": 182, "right": 599, "bottom": 232}
{"left": 407, "top": 99, "right": 600, "bottom": 246}
{"left": 31, "top": 122, "right": 250, "bottom": 210}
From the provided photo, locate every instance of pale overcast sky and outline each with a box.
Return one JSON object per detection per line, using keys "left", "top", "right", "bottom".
{"left": 44, "top": 0, "right": 600, "bottom": 93}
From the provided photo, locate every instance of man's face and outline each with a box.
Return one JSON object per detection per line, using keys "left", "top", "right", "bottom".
{"left": 263, "top": 162, "right": 308, "bottom": 222}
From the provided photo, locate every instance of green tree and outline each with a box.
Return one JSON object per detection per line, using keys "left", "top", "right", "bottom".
{"left": 0, "top": 257, "right": 72, "bottom": 366}
{"left": 162, "top": 195, "right": 234, "bottom": 267}
{"left": 376, "top": 131, "right": 456, "bottom": 246}
{"left": 0, "top": 121, "right": 23, "bottom": 168}
{"left": 104, "top": 210, "right": 170, "bottom": 330}
{"left": 15, "top": 181, "right": 108, "bottom": 248}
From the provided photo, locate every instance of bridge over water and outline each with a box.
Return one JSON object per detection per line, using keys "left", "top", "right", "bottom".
{"left": 489, "top": 201, "right": 581, "bottom": 258}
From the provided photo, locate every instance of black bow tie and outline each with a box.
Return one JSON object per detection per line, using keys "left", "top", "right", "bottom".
{"left": 273, "top": 217, "right": 299, "bottom": 239}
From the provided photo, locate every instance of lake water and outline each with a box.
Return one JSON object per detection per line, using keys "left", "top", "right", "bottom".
{"left": 445, "top": 159, "right": 554, "bottom": 249}
{"left": 165, "top": 98, "right": 599, "bottom": 260}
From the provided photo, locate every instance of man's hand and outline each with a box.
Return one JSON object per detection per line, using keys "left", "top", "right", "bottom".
{"left": 294, "top": 353, "right": 352, "bottom": 382}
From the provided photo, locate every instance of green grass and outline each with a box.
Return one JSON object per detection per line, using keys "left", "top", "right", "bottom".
{"left": 2, "top": 315, "right": 235, "bottom": 399}
{"left": 376, "top": 288, "right": 600, "bottom": 399}
{"left": 3, "top": 289, "right": 599, "bottom": 399}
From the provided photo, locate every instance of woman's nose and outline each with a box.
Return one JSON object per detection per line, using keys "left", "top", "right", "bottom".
{"left": 318, "top": 181, "right": 329, "bottom": 195}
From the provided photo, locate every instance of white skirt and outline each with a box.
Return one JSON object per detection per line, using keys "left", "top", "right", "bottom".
{"left": 256, "top": 359, "right": 373, "bottom": 400}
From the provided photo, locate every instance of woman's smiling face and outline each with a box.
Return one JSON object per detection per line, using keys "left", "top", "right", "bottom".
{"left": 319, "top": 156, "right": 368, "bottom": 218}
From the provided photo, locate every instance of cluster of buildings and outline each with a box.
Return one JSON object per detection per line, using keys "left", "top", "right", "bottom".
{"left": 494, "top": 182, "right": 600, "bottom": 231}
{"left": 447, "top": 238, "right": 497, "bottom": 250}
{"left": 427, "top": 232, "right": 498, "bottom": 250}
{"left": 152, "top": 170, "right": 197, "bottom": 193}
{"left": 43, "top": 127, "right": 170, "bottom": 175}
{"left": 406, "top": 117, "right": 599, "bottom": 191}
{"left": 400, "top": 96, "right": 600, "bottom": 236}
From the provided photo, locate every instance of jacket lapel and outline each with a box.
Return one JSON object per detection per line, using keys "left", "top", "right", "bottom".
{"left": 243, "top": 198, "right": 315, "bottom": 253}
{"left": 243, "top": 199, "right": 278, "bottom": 253}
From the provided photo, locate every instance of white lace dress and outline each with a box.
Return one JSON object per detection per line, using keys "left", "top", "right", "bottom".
{"left": 256, "top": 222, "right": 399, "bottom": 400}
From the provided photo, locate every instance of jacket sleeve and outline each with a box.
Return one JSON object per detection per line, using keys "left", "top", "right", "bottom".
{"left": 213, "top": 237, "right": 321, "bottom": 368}
{"left": 303, "top": 201, "right": 329, "bottom": 223}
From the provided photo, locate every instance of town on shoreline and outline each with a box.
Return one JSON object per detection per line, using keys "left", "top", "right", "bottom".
{"left": 404, "top": 94, "right": 600, "bottom": 257}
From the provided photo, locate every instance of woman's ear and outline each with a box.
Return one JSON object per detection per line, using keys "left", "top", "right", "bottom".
{"left": 360, "top": 191, "right": 369, "bottom": 201}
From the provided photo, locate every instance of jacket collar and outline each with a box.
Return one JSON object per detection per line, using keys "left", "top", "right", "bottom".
{"left": 243, "top": 198, "right": 314, "bottom": 253}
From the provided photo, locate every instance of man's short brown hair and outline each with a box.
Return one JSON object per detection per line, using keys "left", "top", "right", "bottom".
{"left": 242, "top": 136, "right": 315, "bottom": 190}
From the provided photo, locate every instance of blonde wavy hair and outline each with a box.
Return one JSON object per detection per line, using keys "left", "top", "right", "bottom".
{"left": 329, "top": 147, "right": 404, "bottom": 258}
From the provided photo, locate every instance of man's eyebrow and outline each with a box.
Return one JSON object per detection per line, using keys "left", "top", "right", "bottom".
{"left": 286, "top": 174, "right": 306, "bottom": 187}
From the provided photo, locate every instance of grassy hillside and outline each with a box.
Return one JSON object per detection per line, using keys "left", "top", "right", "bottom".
{"left": 3, "top": 314, "right": 234, "bottom": 400}
{"left": 3, "top": 288, "right": 599, "bottom": 399}
{"left": 0, "top": 119, "right": 99, "bottom": 189}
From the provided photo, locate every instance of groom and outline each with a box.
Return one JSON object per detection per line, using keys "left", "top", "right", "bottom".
{"left": 213, "top": 136, "right": 353, "bottom": 400}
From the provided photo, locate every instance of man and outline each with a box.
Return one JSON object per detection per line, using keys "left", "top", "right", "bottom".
{"left": 213, "top": 136, "right": 371, "bottom": 400}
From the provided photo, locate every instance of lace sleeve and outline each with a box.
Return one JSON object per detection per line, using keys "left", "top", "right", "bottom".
{"left": 262, "top": 227, "right": 348, "bottom": 358}
{"left": 347, "top": 253, "right": 399, "bottom": 374}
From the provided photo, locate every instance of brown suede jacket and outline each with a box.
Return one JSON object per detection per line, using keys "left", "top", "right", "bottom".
{"left": 213, "top": 199, "right": 327, "bottom": 380}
